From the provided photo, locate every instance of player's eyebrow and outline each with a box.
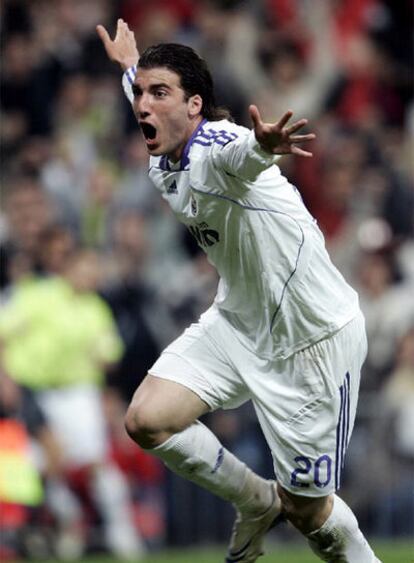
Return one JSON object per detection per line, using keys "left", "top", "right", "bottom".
{"left": 148, "top": 82, "right": 172, "bottom": 92}
{"left": 132, "top": 82, "right": 172, "bottom": 96}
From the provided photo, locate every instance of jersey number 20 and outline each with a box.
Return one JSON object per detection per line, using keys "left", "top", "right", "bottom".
{"left": 290, "top": 454, "right": 332, "bottom": 488}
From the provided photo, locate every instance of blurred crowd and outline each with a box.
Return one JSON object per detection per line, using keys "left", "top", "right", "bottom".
{"left": 0, "top": 0, "right": 413, "bottom": 559}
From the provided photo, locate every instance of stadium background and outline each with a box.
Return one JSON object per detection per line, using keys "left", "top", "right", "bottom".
{"left": 0, "top": 0, "right": 413, "bottom": 561}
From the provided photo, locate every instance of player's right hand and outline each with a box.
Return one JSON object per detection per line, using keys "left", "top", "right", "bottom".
{"left": 96, "top": 19, "right": 139, "bottom": 71}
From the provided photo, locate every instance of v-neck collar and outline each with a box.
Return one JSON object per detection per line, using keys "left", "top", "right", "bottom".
{"left": 159, "top": 118, "right": 207, "bottom": 171}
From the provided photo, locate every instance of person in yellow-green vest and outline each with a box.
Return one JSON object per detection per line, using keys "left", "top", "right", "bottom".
{"left": 0, "top": 249, "right": 145, "bottom": 559}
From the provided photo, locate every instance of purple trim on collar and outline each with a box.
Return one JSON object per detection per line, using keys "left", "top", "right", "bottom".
{"left": 158, "top": 118, "right": 207, "bottom": 172}
{"left": 180, "top": 118, "right": 207, "bottom": 170}
{"left": 159, "top": 155, "right": 170, "bottom": 171}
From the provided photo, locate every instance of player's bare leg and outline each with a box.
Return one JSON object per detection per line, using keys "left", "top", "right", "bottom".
{"left": 278, "top": 485, "right": 381, "bottom": 562}
{"left": 125, "top": 375, "right": 282, "bottom": 562}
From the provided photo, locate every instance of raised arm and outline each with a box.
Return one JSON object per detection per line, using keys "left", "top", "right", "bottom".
{"left": 96, "top": 19, "right": 139, "bottom": 71}
{"left": 212, "top": 107, "right": 315, "bottom": 182}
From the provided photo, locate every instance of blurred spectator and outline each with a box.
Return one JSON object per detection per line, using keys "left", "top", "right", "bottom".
{"left": 81, "top": 163, "right": 118, "bottom": 248}
{"left": 37, "top": 223, "right": 77, "bottom": 277}
{"left": 0, "top": 33, "right": 49, "bottom": 148}
{"left": 0, "top": 249, "right": 145, "bottom": 558}
{"left": 256, "top": 1, "right": 339, "bottom": 121}
{"left": 382, "top": 326, "right": 414, "bottom": 461}
{"left": 0, "top": 371, "right": 82, "bottom": 560}
{"left": 101, "top": 208, "right": 162, "bottom": 401}
{"left": 192, "top": 1, "right": 250, "bottom": 124}
{"left": 325, "top": 34, "right": 404, "bottom": 128}
{"left": 357, "top": 248, "right": 414, "bottom": 389}
{"left": 0, "top": 176, "right": 57, "bottom": 290}
{"left": 116, "top": 132, "right": 159, "bottom": 211}
{"left": 369, "top": 326, "right": 414, "bottom": 536}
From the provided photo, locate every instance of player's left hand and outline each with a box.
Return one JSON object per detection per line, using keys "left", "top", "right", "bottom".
{"left": 249, "top": 105, "right": 316, "bottom": 157}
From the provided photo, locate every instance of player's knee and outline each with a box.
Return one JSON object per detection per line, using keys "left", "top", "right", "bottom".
{"left": 124, "top": 402, "right": 166, "bottom": 449}
{"left": 277, "top": 483, "right": 333, "bottom": 534}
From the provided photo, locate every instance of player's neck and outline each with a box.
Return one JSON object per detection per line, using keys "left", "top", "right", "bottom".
{"left": 168, "top": 115, "right": 204, "bottom": 163}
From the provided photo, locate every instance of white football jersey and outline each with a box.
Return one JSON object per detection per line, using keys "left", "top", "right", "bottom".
{"left": 123, "top": 69, "right": 360, "bottom": 359}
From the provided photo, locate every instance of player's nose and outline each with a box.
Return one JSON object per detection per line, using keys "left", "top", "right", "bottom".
{"left": 136, "top": 92, "right": 152, "bottom": 116}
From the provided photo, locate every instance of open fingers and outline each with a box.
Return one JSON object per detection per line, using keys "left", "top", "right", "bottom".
{"left": 275, "top": 110, "right": 294, "bottom": 130}
{"left": 284, "top": 118, "right": 309, "bottom": 135}
{"left": 249, "top": 105, "right": 263, "bottom": 131}
{"left": 96, "top": 24, "right": 112, "bottom": 47}
{"left": 288, "top": 133, "right": 316, "bottom": 143}
{"left": 123, "top": 24, "right": 135, "bottom": 41}
{"left": 119, "top": 18, "right": 130, "bottom": 33}
{"left": 291, "top": 145, "right": 313, "bottom": 158}
{"left": 115, "top": 18, "right": 126, "bottom": 39}
{"left": 273, "top": 109, "right": 293, "bottom": 130}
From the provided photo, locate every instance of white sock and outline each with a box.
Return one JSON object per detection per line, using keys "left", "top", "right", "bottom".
{"left": 150, "top": 421, "right": 279, "bottom": 514}
{"left": 307, "top": 495, "right": 380, "bottom": 562}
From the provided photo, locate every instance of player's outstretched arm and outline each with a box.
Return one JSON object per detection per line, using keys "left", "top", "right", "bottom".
{"left": 96, "top": 19, "right": 139, "bottom": 71}
{"left": 249, "top": 105, "right": 316, "bottom": 158}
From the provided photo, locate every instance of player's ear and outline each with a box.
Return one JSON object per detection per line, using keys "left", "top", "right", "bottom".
{"left": 188, "top": 94, "right": 203, "bottom": 118}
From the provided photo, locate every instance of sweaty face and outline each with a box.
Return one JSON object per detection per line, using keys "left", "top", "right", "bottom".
{"left": 132, "top": 67, "right": 202, "bottom": 162}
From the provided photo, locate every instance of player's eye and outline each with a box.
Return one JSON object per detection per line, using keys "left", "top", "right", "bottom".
{"left": 155, "top": 89, "right": 167, "bottom": 98}
{"left": 132, "top": 86, "right": 142, "bottom": 97}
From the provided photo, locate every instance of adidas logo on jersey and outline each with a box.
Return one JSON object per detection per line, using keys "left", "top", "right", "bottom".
{"left": 166, "top": 180, "right": 178, "bottom": 194}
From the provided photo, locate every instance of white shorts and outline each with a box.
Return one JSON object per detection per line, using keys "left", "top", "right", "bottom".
{"left": 149, "top": 306, "right": 367, "bottom": 497}
{"left": 37, "top": 384, "right": 109, "bottom": 467}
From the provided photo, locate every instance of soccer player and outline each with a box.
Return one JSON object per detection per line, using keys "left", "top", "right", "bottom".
{"left": 97, "top": 19, "right": 380, "bottom": 563}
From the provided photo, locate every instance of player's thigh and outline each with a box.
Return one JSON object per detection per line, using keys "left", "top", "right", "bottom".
{"left": 252, "top": 312, "right": 367, "bottom": 497}
{"left": 127, "top": 373, "right": 210, "bottom": 435}
{"left": 128, "top": 306, "right": 250, "bottom": 430}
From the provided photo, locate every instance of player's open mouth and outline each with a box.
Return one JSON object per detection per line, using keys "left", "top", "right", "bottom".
{"left": 140, "top": 122, "right": 157, "bottom": 144}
